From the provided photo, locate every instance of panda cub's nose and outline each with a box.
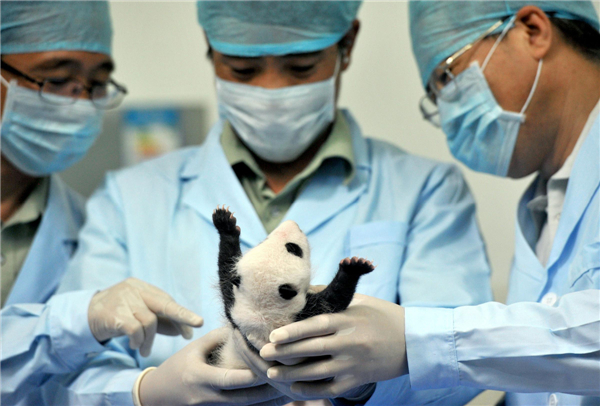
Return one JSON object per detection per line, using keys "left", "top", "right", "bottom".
{"left": 278, "top": 284, "right": 298, "bottom": 300}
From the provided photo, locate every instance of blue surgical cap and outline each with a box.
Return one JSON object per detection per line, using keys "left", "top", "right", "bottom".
{"left": 409, "top": 1, "right": 600, "bottom": 89}
{"left": 1, "top": 1, "right": 112, "bottom": 55}
{"left": 197, "top": 1, "right": 362, "bottom": 57}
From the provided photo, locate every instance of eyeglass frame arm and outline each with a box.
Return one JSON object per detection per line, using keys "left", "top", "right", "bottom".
{"left": 0, "top": 60, "right": 127, "bottom": 97}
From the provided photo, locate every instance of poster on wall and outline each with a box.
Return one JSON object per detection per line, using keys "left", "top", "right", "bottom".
{"left": 121, "top": 108, "right": 183, "bottom": 167}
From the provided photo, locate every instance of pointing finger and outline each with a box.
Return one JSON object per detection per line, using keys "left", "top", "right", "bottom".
{"left": 160, "top": 300, "right": 204, "bottom": 330}
{"left": 141, "top": 291, "right": 203, "bottom": 332}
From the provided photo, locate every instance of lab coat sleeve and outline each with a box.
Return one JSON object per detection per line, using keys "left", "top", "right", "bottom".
{"left": 1, "top": 289, "right": 107, "bottom": 405}
{"left": 365, "top": 164, "right": 491, "bottom": 405}
{"left": 46, "top": 175, "right": 141, "bottom": 405}
{"left": 404, "top": 289, "right": 600, "bottom": 395}
{"left": 40, "top": 338, "right": 141, "bottom": 406}
{"left": 399, "top": 163, "right": 493, "bottom": 307}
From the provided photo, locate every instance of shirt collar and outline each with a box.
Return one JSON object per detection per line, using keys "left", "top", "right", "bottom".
{"left": 527, "top": 100, "right": 600, "bottom": 214}
{"left": 2, "top": 177, "right": 50, "bottom": 230}
{"left": 220, "top": 109, "right": 356, "bottom": 185}
{"left": 551, "top": 100, "right": 600, "bottom": 182}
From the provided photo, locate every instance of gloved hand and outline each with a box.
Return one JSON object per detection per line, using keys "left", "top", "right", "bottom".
{"left": 232, "top": 329, "right": 311, "bottom": 402}
{"left": 139, "top": 328, "right": 293, "bottom": 406}
{"left": 88, "top": 277, "right": 204, "bottom": 356}
{"left": 233, "top": 320, "right": 370, "bottom": 404}
{"left": 259, "top": 293, "right": 408, "bottom": 399}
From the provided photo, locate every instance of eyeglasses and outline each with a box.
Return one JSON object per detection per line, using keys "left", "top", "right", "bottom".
{"left": 419, "top": 19, "right": 505, "bottom": 128}
{"left": 1, "top": 61, "right": 128, "bottom": 110}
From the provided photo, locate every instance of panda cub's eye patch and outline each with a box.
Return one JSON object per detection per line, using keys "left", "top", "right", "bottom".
{"left": 279, "top": 284, "right": 298, "bottom": 300}
{"left": 285, "top": 242, "right": 303, "bottom": 258}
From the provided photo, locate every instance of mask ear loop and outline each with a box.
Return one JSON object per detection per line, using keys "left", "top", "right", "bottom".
{"left": 0, "top": 75, "right": 15, "bottom": 122}
{"left": 0, "top": 74, "right": 12, "bottom": 88}
{"left": 520, "top": 59, "right": 542, "bottom": 115}
{"left": 480, "top": 14, "right": 542, "bottom": 117}
{"left": 482, "top": 15, "right": 517, "bottom": 72}
{"left": 333, "top": 50, "right": 343, "bottom": 79}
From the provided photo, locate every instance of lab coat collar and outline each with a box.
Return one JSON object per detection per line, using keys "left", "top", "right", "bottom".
{"left": 342, "top": 109, "right": 371, "bottom": 176}
{"left": 513, "top": 113, "right": 600, "bottom": 296}
{"left": 179, "top": 109, "right": 371, "bottom": 247}
{"left": 284, "top": 109, "right": 370, "bottom": 236}
{"left": 509, "top": 199, "right": 546, "bottom": 303}
{"left": 6, "top": 175, "right": 83, "bottom": 305}
{"left": 180, "top": 120, "right": 268, "bottom": 248}
{"left": 546, "top": 113, "right": 600, "bottom": 270}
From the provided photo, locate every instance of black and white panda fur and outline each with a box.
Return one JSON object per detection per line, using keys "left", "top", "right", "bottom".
{"left": 211, "top": 206, "right": 374, "bottom": 369}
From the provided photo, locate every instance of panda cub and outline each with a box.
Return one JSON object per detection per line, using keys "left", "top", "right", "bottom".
{"left": 211, "top": 206, "right": 374, "bottom": 369}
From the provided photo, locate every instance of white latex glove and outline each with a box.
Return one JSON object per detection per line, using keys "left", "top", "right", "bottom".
{"left": 88, "top": 277, "right": 204, "bottom": 357}
{"left": 259, "top": 293, "right": 408, "bottom": 399}
{"left": 139, "top": 328, "right": 293, "bottom": 406}
{"left": 232, "top": 329, "right": 313, "bottom": 402}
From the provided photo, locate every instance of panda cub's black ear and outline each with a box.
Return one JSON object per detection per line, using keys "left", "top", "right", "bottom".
{"left": 285, "top": 242, "right": 303, "bottom": 258}
{"left": 232, "top": 275, "right": 241, "bottom": 287}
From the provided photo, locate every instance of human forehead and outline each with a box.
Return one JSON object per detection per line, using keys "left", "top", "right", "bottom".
{"left": 216, "top": 46, "right": 338, "bottom": 64}
{"left": 2, "top": 51, "right": 114, "bottom": 75}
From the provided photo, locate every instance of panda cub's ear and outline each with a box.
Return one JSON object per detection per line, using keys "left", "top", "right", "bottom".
{"left": 232, "top": 275, "right": 241, "bottom": 287}
{"left": 285, "top": 242, "right": 303, "bottom": 258}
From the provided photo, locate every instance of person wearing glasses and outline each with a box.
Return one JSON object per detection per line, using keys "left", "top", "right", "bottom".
{"left": 45, "top": 1, "right": 494, "bottom": 405}
{"left": 1, "top": 3, "right": 203, "bottom": 405}
{"left": 249, "top": 1, "right": 600, "bottom": 406}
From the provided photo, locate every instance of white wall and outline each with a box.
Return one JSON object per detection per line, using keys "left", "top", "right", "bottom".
{"left": 109, "top": 1, "right": 539, "bottom": 303}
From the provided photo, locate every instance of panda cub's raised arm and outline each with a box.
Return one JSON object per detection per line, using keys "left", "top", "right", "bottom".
{"left": 211, "top": 206, "right": 374, "bottom": 369}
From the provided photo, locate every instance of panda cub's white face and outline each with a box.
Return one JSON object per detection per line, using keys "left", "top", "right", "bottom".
{"left": 231, "top": 220, "right": 311, "bottom": 349}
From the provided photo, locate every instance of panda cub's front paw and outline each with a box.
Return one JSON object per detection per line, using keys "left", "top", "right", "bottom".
{"left": 212, "top": 205, "right": 240, "bottom": 236}
{"left": 339, "top": 256, "right": 375, "bottom": 276}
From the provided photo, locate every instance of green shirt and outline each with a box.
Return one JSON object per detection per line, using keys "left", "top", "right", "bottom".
{"left": 1, "top": 177, "right": 49, "bottom": 307}
{"left": 221, "top": 110, "right": 355, "bottom": 233}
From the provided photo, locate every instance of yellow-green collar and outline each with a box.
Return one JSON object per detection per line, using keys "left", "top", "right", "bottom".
{"left": 221, "top": 109, "right": 355, "bottom": 187}
{"left": 2, "top": 177, "right": 49, "bottom": 230}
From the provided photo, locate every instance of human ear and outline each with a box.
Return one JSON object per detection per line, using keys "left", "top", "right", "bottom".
{"left": 515, "top": 6, "right": 553, "bottom": 60}
{"left": 202, "top": 31, "right": 214, "bottom": 60}
{"left": 1, "top": 75, "right": 6, "bottom": 118}
{"left": 340, "top": 20, "right": 360, "bottom": 71}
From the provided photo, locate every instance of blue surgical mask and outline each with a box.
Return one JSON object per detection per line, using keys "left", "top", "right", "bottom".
{"left": 1, "top": 76, "right": 103, "bottom": 176}
{"left": 438, "top": 17, "right": 543, "bottom": 177}
{"left": 216, "top": 57, "right": 339, "bottom": 163}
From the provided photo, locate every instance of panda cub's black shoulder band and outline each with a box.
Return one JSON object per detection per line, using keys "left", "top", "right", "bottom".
{"left": 295, "top": 258, "right": 374, "bottom": 321}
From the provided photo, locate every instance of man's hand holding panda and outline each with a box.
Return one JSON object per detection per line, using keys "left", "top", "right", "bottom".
{"left": 138, "top": 328, "right": 294, "bottom": 406}
{"left": 238, "top": 292, "right": 409, "bottom": 402}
